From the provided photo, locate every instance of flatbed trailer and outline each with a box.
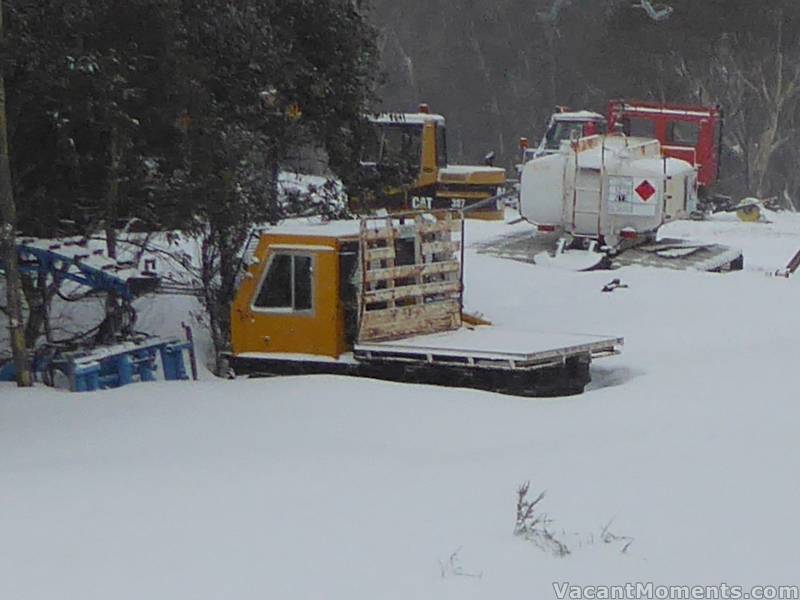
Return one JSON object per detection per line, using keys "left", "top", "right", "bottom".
{"left": 228, "top": 210, "right": 623, "bottom": 397}
{"left": 231, "top": 327, "right": 622, "bottom": 397}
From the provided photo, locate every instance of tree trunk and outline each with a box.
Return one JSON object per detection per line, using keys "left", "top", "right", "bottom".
{"left": 21, "top": 270, "right": 55, "bottom": 348}
{"left": 200, "top": 230, "right": 228, "bottom": 376}
{"left": 267, "top": 153, "right": 280, "bottom": 225}
{"left": 0, "top": 0, "right": 32, "bottom": 386}
{"left": 105, "top": 123, "right": 122, "bottom": 259}
{"left": 101, "top": 123, "right": 123, "bottom": 344}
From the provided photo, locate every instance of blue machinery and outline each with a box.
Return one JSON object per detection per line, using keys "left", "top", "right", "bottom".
{"left": 58, "top": 335, "right": 196, "bottom": 392}
{"left": 15, "top": 237, "right": 160, "bottom": 301}
{"left": 1, "top": 238, "right": 197, "bottom": 391}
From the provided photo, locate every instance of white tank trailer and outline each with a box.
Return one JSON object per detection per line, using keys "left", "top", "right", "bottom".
{"left": 519, "top": 134, "right": 698, "bottom": 248}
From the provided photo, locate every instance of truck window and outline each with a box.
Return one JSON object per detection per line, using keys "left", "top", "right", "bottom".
{"left": 623, "top": 117, "right": 656, "bottom": 138}
{"left": 293, "top": 255, "right": 312, "bottom": 310}
{"left": 667, "top": 121, "right": 699, "bottom": 147}
{"left": 436, "top": 124, "right": 447, "bottom": 167}
{"left": 545, "top": 121, "right": 584, "bottom": 150}
{"left": 254, "top": 253, "right": 313, "bottom": 311}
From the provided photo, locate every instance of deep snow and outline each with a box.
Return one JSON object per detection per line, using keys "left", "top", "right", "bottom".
{"left": 2, "top": 210, "right": 800, "bottom": 599}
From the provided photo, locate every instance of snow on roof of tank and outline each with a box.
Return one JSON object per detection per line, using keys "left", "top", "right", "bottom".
{"left": 369, "top": 112, "right": 445, "bottom": 125}
{"left": 553, "top": 110, "right": 605, "bottom": 121}
{"left": 578, "top": 152, "right": 695, "bottom": 175}
{"left": 633, "top": 157, "right": 696, "bottom": 175}
{"left": 570, "top": 135, "right": 656, "bottom": 166}
{"left": 575, "top": 135, "right": 695, "bottom": 174}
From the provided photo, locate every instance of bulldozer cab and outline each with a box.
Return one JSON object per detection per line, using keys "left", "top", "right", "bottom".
{"left": 362, "top": 121, "right": 423, "bottom": 172}
{"left": 362, "top": 109, "right": 445, "bottom": 189}
{"left": 357, "top": 106, "right": 505, "bottom": 219}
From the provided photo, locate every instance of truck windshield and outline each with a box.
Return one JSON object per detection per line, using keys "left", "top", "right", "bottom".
{"left": 362, "top": 123, "right": 423, "bottom": 169}
{"left": 545, "top": 121, "right": 585, "bottom": 150}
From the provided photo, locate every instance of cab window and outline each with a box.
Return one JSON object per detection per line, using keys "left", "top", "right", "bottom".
{"left": 623, "top": 117, "right": 656, "bottom": 138}
{"left": 254, "top": 253, "right": 313, "bottom": 311}
{"left": 667, "top": 120, "right": 700, "bottom": 147}
{"left": 435, "top": 124, "right": 448, "bottom": 167}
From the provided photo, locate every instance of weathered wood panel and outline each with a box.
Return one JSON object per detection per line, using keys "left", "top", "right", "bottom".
{"left": 363, "top": 280, "right": 461, "bottom": 304}
{"left": 421, "top": 240, "right": 461, "bottom": 255}
{"left": 362, "top": 227, "right": 394, "bottom": 241}
{"left": 417, "top": 220, "right": 462, "bottom": 235}
{"left": 364, "top": 246, "right": 396, "bottom": 261}
{"left": 359, "top": 300, "right": 462, "bottom": 342}
{"left": 364, "top": 260, "right": 461, "bottom": 283}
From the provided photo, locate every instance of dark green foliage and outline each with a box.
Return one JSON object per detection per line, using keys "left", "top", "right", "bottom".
{"left": 3, "top": 0, "right": 380, "bottom": 365}
{"left": 3, "top": 0, "right": 380, "bottom": 237}
{"left": 5, "top": 1, "right": 183, "bottom": 237}
{"left": 157, "top": 1, "right": 379, "bottom": 370}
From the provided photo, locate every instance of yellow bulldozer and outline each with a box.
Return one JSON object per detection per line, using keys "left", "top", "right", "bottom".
{"left": 354, "top": 104, "right": 508, "bottom": 220}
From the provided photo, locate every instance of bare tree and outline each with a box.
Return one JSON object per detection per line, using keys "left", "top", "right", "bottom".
{"left": 742, "top": 16, "right": 800, "bottom": 201}
{"left": 678, "top": 12, "right": 800, "bottom": 205}
{"left": 0, "top": 0, "right": 32, "bottom": 386}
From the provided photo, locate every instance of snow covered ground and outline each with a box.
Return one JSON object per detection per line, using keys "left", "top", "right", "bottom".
{"left": 2, "top": 210, "right": 800, "bottom": 599}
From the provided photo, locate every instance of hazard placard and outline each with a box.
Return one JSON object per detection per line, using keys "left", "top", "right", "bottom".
{"left": 635, "top": 179, "right": 656, "bottom": 202}
{"left": 607, "top": 176, "right": 657, "bottom": 216}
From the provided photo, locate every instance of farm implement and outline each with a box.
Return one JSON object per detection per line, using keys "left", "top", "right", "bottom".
{"left": 0, "top": 237, "right": 196, "bottom": 390}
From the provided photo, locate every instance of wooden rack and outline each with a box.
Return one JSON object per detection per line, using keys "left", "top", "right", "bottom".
{"left": 357, "top": 210, "right": 464, "bottom": 342}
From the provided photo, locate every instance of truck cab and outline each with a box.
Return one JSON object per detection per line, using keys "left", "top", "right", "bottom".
{"left": 230, "top": 224, "right": 360, "bottom": 359}
{"left": 528, "top": 109, "right": 608, "bottom": 161}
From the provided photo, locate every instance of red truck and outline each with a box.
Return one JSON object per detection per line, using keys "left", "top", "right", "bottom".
{"left": 607, "top": 100, "right": 723, "bottom": 193}
{"left": 524, "top": 99, "right": 724, "bottom": 206}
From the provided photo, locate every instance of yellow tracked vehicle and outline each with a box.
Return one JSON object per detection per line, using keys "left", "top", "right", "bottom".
{"left": 228, "top": 210, "right": 623, "bottom": 397}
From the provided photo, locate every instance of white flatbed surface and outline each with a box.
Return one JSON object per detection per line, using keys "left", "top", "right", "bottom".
{"left": 355, "top": 326, "right": 622, "bottom": 361}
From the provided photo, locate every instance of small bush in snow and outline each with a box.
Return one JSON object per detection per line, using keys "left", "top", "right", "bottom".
{"left": 599, "top": 519, "right": 634, "bottom": 554}
{"left": 438, "top": 547, "right": 482, "bottom": 579}
{"left": 514, "top": 482, "right": 570, "bottom": 557}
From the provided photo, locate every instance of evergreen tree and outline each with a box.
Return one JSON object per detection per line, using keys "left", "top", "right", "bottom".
{"left": 165, "top": 0, "right": 379, "bottom": 371}
{"left": 3, "top": 0, "right": 380, "bottom": 363}
{"left": 6, "top": 0, "right": 182, "bottom": 240}
{"left": 0, "top": 0, "right": 32, "bottom": 385}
